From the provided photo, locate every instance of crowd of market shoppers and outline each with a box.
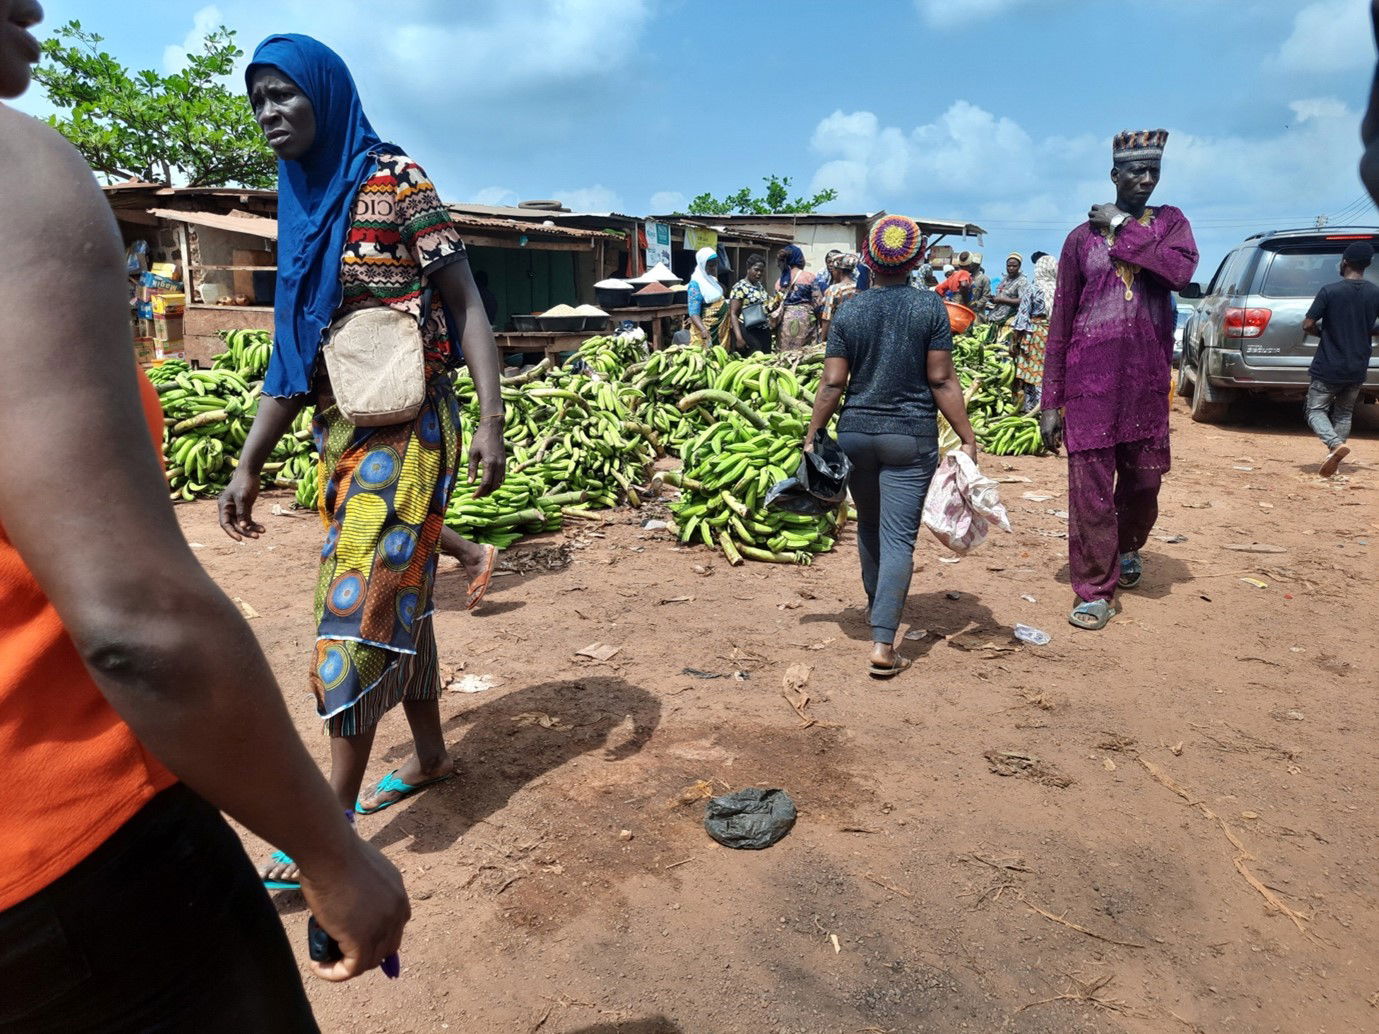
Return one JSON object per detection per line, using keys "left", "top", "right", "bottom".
{"left": 4, "top": 0, "right": 1378, "bottom": 1025}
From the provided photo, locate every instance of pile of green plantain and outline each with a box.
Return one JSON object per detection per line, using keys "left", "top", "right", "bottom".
{"left": 154, "top": 316, "right": 1039, "bottom": 562}
{"left": 947, "top": 324, "right": 1047, "bottom": 456}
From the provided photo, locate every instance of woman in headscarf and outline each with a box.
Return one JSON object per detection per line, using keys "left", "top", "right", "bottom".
{"left": 686, "top": 246, "right": 731, "bottom": 348}
{"left": 804, "top": 216, "right": 977, "bottom": 678}
{"left": 772, "top": 244, "right": 823, "bottom": 350}
{"left": 218, "top": 35, "right": 508, "bottom": 889}
{"left": 1011, "top": 254, "right": 1057, "bottom": 412}
{"left": 819, "top": 251, "right": 859, "bottom": 342}
{"left": 987, "top": 252, "right": 1031, "bottom": 341}
{"left": 728, "top": 254, "right": 772, "bottom": 354}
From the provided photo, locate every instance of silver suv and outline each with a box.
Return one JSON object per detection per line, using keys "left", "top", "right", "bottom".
{"left": 1177, "top": 227, "right": 1379, "bottom": 423}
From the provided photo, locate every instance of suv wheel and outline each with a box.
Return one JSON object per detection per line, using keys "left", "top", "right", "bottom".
{"left": 1175, "top": 350, "right": 1194, "bottom": 398}
{"left": 1188, "top": 353, "right": 1234, "bottom": 424}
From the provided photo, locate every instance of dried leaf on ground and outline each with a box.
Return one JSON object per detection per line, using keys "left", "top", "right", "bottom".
{"left": 1137, "top": 757, "right": 1315, "bottom": 938}
{"left": 782, "top": 663, "right": 815, "bottom": 728}
{"left": 576, "top": 642, "right": 623, "bottom": 662}
{"left": 984, "top": 750, "right": 1073, "bottom": 788}
{"left": 511, "top": 711, "right": 565, "bottom": 730}
{"left": 1097, "top": 733, "right": 1137, "bottom": 752}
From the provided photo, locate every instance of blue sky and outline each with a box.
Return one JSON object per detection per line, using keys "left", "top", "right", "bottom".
{"left": 14, "top": 0, "right": 1379, "bottom": 280}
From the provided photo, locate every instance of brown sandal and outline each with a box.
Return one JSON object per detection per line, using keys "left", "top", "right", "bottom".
{"left": 465, "top": 544, "right": 499, "bottom": 610}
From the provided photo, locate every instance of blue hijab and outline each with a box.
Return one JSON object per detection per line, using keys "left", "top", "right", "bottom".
{"left": 247, "top": 35, "right": 397, "bottom": 399}
{"left": 778, "top": 244, "right": 806, "bottom": 289}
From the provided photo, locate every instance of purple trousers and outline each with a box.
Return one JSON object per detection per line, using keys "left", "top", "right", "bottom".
{"left": 1066, "top": 436, "right": 1170, "bottom": 602}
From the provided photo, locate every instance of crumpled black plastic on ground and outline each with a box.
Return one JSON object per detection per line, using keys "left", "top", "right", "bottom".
{"left": 703, "top": 787, "right": 797, "bottom": 850}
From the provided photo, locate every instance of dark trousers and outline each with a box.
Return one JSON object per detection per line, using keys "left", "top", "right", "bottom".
{"left": 0, "top": 785, "right": 318, "bottom": 1033}
{"left": 838, "top": 432, "right": 939, "bottom": 644}
{"left": 1066, "top": 437, "right": 1171, "bottom": 603}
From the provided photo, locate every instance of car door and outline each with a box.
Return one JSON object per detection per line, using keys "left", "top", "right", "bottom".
{"left": 1196, "top": 249, "right": 1247, "bottom": 366}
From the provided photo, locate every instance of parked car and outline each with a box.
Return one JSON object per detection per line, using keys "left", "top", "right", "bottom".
{"left": 1177, "top": 227, "right": 1379, "bottom": 423}
{"left": 1173, "top": 303, "right": 1194, "bottom": 367}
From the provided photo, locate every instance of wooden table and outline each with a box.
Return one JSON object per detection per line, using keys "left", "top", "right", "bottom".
{"left": 606, "top": 304, "right": 687, "bottom": 350}
{"left": 492, "top": 330, "right": 593, "bottom": 360}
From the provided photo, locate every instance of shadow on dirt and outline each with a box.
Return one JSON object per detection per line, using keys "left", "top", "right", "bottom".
{"left": 799, "top": 590, "right": 1012, "bottom": 656}
{"left": 565, "top": 1021, "right": 683, "bottom": 1034}
{"left": 1053, "top": 549, "right": 1194, "bottom": 600}
{"left": 367, "top": 677, "right": 661, "bottom": 854}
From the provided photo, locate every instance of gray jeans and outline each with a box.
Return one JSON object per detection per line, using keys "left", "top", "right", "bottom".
{"left": 837, "top": 432, "right": 939, "bottom": 645}
{"left": 1306, "top": 379, "right": 1362, "bottom": 449}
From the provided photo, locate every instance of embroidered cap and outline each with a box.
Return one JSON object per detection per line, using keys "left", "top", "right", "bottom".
{"left": 1113, "top": 129, "right": 1168, "bottom": 163}
{"left": 862, "top": 215, "right": 925, "bottom": 274}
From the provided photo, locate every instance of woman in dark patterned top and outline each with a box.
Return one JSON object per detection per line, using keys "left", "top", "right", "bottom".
{"left": 728, "top": 254, "right": 772, "bottom": 354}
{"left": 219, "top": 35, "right": 507, "bottom": 889}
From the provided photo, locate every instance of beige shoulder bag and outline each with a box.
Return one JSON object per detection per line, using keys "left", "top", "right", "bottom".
{"left": 322, "top": 302, "right": 427, "bottom": 427}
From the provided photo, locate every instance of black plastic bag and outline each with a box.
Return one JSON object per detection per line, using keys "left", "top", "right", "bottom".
{"left": 764, "top": 429, "right": 852, "bottom": 517}
{"left": 703, "top": 787, "right": 797, "bottom": 850}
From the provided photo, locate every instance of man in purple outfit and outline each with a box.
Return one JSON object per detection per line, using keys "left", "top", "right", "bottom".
{"left": 1039, "top": 129, "right": 1199, "bottom": 631}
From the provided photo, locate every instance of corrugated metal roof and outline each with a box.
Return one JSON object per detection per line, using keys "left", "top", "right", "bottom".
{"left": 148, "top": 208, "right": 278, "bottom": 238}
{"left": 673, "top": 211, "right": 988, "bottom": 237}
{"left": 445, "top": 208, "right": 613, "bottom": 240}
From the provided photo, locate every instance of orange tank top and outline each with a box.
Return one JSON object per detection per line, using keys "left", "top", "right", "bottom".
{"left": 0, "top": 373, "right": 176, "bottom": 911}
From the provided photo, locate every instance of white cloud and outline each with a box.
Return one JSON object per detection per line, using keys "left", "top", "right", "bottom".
{"left": 805, "top": 98, "right": 1366, "bottom": 266}
{"left": 1278, "top": 0, "right": 1373, "bottom": 73}
{"left": 649, "top": 190, "right": 687, "bottom": 213}
{"left": 809, "top": 102, "right": 1039, "bottom": 209}
{"left": 361, "top": 0, "right": 650, "bottom": 100}
{"left": 913, "top": 0, "right": 1031, "bottom": 24}
{"left": 163, "top": 5, "right": 226, "bottom": 74}
{"left": 471, "top": 187, "right": 520, "bottom": 207}
{"left": 551, "top": 185, "right": 625, "bottom": 213}
{"left": 204, "top": 0, "right": 655, "bottom": 193}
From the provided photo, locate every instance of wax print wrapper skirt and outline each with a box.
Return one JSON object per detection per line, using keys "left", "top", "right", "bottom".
{"left": 778, "top": 302, "right": 818, "bottom": 351}
{"left": 689, "top": 296, "right": 732, "bottom": 349}
{"left": 310, "top": 375, "right": 461, "bottom": 733}
{"left": 1015, "top": 317, "right": 1048, "bottom": 385}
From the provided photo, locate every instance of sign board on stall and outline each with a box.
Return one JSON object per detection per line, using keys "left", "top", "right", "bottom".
{"left": 645, "top": 220, "right": 671, "bottom": 270}
{"left": 683, "top": 226, "right": 718, "bottom": 253}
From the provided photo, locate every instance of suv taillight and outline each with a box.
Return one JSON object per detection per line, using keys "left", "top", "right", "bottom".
{"left": 1224, "top": 307, "right": 1272, "bottom": 338}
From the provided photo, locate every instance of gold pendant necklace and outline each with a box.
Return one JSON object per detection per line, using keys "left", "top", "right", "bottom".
{"left": 1103, "top": 209, "right": 1154, "bottom": 301}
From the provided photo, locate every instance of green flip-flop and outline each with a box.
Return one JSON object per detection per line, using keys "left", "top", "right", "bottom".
{"left": 355, "top": 769, "right": 455, "bottom": 816}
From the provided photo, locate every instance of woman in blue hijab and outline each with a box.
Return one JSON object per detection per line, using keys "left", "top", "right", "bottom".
{"left": 218, "top": 35, "right": 508, "bottom": 890}
{"left": 773, "top": 244, "right": 823, "bottom": 350}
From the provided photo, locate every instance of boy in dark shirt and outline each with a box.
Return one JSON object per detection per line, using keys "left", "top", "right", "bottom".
{"left": 1302, "top": 240, "right": 1379, "bottom": 476}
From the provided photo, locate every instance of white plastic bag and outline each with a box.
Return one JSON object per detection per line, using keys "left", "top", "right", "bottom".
{"left": 921, "top": 452, "right": 1012, "bottom": 555}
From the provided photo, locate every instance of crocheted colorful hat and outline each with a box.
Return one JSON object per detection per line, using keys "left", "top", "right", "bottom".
{"left": 1113, "top": 129, "right": 1168, "bottom": 163}
{"left": 862, "top": 215, "right": 925, "bottom": 274}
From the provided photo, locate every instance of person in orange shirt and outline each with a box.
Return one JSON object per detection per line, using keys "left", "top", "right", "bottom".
{"left": 933, "top": 263, "right": 972, "bottom": 303}
{"left": 0, "top": 4, "right": 407, "bottom": 1029}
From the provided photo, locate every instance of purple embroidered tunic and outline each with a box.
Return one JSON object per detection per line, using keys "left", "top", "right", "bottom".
{"left": 1042, "top": 206, "right": 1198, "bottom": 453}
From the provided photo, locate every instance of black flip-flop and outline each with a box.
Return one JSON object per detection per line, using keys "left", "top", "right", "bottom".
{"left": 868, "top": 656, "right": 913, "bottom": 680}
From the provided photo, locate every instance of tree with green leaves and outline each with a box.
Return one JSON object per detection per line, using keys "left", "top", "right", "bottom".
{"left": 686, "top": 175, "right": 838, "bottom": 216}
{"left": 32, "top": 21, "right": 274, "bottom": 188}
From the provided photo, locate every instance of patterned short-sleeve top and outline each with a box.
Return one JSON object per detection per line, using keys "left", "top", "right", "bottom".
{"left": 729, "top": 278, "right": 768, "bottom": 310}
{"left": 338, "top": 152, "right": 468, "bottom": 364}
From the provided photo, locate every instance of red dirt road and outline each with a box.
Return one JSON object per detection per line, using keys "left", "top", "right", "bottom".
{"left": 183, "top": 395, "right": 1378, "bottom": 1033}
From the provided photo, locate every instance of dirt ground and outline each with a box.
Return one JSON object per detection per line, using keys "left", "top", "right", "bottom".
{"left": 181, "top": 393, "right": 1378, "bottom": 1034}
